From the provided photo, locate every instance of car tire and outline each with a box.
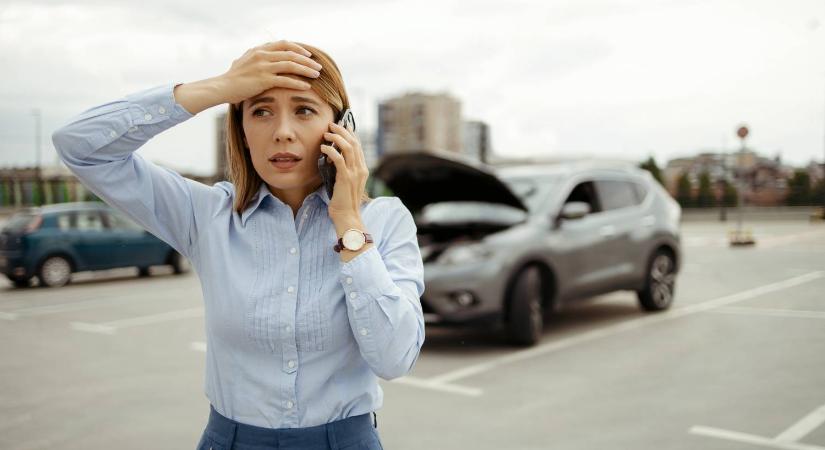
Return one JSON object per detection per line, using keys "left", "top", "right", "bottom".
{"left": 137, "top": 267, "right": 151, "bottom": 277}
{"left": 37, "top": 255, "right": 73, "bottom": 288}
{"left": 169, "top": 251, "right": 190, "bottom": 275}
{"left": 637, "top": 250, "right": 676, "bottom": 311}
{"left": 505, "top": 266, "right": 544, "bottom": 346}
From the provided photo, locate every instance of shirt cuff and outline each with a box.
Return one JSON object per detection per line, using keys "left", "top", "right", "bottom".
{"left": 124, "top": 82, "right": 194, "bottom": 126}
{"left": 339, "top": 246, "right": 397, "bottom": 310}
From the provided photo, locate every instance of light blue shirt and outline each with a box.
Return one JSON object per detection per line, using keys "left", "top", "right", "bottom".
{"left": 51, "top": 83, "right": 426, "bottom": 429}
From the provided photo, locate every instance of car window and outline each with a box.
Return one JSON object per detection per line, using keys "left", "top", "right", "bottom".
{"left": 632, "top": 182, "right": 648, "bottom": 203}
{"left": 596, "top": 180, "right": 638, "bottom": 211}
{"left": 563, "top": 181, "right": 601, "bottom": 214}
{"left": 106, "top": 211, "right": 145, "bottom": 231}
{"left": 2, "top": 212, "right": 40, "bottom": 232}
{"left": 500, "top": 175, "right": 560, "bottom": 212}
{"left": 56, "top": 214, "right": 74, "bottom": 231}
{"left": 75, "top": 211, "right": 104, "bottom": 231}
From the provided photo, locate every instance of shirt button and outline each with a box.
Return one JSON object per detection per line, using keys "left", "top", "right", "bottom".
{"left": 144, "top": 113, "right": 152, "bottom": 121}
{"left": 303, "top": 213, "right": 308, "bottom": 219}
{"left": 349, "top": 292, "right": 358, "bottom": 299}
{"left": 289, "top": 247, "right": 297, "bottom": 254}
{"left": 359, "top": 328, "right": 368, "bottom": 336}
{"left": 288, "top": 360, "right": 296, "bottom": 368}
{"left": 128, "top": 126, "right": 138, "bottom": 132}
{"left": 286, "top": 401, "right": 294, "bottom": 409}
{"left": 158, "top": 106, "right": 166, "bottom": 114}
{"left": 345, "top": 277, "right": 353, "bottom": 284}
{"left": 287, "top": 286, "right": 295, "bottom": 293}
{"left": 109, "top": 130, "right": 117, "bottom": 138}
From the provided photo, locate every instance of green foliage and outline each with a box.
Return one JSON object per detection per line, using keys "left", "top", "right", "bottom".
{"left": 696, "top": 172, "right": 714, "bottom": 207}
{"left": 786, "top": 170, "right": 812, "bottom": 205}
{"left": 639, "top": 156, "right": 663, "bottom": 185}
{"left": 676, "top": 172, "right": 693, "bottom": 208}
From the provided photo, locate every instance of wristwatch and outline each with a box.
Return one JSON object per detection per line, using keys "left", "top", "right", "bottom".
{"left": 334, "top": 228, "right": 374, "bottom": 253}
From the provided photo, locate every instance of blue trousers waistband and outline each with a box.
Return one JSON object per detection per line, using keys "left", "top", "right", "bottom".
{"left": 202, "top": 405, "right": 377, "bottom": 449}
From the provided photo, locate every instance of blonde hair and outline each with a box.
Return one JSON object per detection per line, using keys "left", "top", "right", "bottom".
{"left": 225, "top": 42, "right": 371, "bottom": 214}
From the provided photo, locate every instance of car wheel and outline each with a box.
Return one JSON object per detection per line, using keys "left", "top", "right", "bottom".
{"left": 637, "top": 250, "right": 676, "bottom": 311}
{"left": 138, "top": 267, "right": 151, "bottom": 277}
{"left": 37, "top": 255, "right": 72, "bottom": 288}
{"left": 505, "top": 266, "right": 544, "bottom": 346}
{"left": 169, "top": 251, "right": 190, "bottom": 275}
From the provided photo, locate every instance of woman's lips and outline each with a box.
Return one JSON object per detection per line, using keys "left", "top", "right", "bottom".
{"left": 269, "top": 159, "right": 301, "bottom": 170}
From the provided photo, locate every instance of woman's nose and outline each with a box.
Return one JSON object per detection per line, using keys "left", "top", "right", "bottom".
{"left": 272, "top": 120, "right": 296, "bottom": 143}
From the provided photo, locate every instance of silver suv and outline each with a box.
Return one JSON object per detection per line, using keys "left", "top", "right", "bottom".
{"left": 372, "top": 151, "right": 682, "bottom": 346}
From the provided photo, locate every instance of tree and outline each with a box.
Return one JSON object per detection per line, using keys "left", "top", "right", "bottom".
{"left": 813, "top": 178, "right": 825, "bottom": 207}
{"left": 696, "top": 172, "right": 714, "bottom": 207}
{"left": 676, "top": 172, "right": 693, "bottom": 208}
{"left": 639, "top": 156, "right": 663, "bottom": 185}
{"left": 785, "top": 170, "right": 811, "bottom": 205}
{"left": 721, "top": 180, "right": 738, "bottom": 207}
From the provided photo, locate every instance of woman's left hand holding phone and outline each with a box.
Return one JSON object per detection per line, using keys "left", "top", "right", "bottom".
{"left": 172, "top": 40, "right": 323, "bottom": 115}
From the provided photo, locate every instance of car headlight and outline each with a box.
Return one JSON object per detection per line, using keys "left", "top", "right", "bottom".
{"left": 437, "top": 242, "right": 493, "bottom": 265}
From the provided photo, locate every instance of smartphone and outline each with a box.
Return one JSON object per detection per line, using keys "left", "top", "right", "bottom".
{"left": 317, "top": 109, "right": 356, "bottom": 199}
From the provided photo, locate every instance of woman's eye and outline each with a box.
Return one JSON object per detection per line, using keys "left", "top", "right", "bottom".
{"left": 252, "top": 109, "right": 270, "bottom": 117}
{"left": 296, "top": 106, "right": 316, "bottom": 117}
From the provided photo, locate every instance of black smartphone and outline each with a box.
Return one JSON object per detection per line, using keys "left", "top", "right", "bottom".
{"left": 317, "top": 109, "right": 356, "bottom": 199}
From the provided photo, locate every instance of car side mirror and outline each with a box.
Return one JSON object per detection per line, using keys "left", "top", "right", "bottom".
{"left": 553, "top": 202, "right": 591, "bottom": 228}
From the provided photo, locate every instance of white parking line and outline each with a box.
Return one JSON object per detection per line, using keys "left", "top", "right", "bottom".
{"left": 776, "top": 404, "right": 825, "bottom": 443}
{"left": 689, "top": 426, "right": 825, "bottom": 450}
{"left": 71, "top": 307, "right": 203, "bottom": 335}
{"left": 690, "top": 403, "right": 825, "bottom": 449}
{"left": 427, "top": 271, "right": 824, "bottom": 386}
{"left": 712, "top": 306, "right": 825, "bottom": 320}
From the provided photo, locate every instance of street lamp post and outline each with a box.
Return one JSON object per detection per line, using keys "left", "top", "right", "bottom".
{"left": 730, "top": 124, "right": 755, "bottom": 246}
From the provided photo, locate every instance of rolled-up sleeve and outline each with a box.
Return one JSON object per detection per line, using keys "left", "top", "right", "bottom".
{"left": 51, "top": 83, "right": 213, "bottom": 260}
{"left": 339, "top": 198, "right": 426, "bottom": 380}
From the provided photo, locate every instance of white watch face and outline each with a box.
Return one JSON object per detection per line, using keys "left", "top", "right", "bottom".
{"left": 342, "top": 229, "right": 366, "bottom": 250}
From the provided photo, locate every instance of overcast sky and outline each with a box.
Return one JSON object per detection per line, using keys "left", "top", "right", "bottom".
{"left": 1, "top": 0, "right": 823, "bottom": 175}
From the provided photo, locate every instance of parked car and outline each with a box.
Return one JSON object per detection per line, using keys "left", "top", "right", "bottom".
{"left": 0, "top": 202, "right": 189, "bottom": 288}
{"left": 371, "top": 151, "right": 682, "bottom": 346}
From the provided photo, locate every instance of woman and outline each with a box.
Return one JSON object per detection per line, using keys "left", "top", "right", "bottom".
{"left": 52, "top": 40, "right": 425, "bottom": 450}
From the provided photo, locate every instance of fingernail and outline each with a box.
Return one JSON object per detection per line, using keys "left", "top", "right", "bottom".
{"left": 303, "top": 49, "right": 312, "bottom": 57}
{"left": 312, "top": 70, "right": 321, "bottom": 77}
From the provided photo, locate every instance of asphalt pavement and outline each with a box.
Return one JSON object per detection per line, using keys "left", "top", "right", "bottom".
{"left": 0, "top": 219, "right": 823, "bottom": 450}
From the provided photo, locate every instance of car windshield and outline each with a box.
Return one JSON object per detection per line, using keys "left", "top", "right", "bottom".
{"left": 499, "top": 174, "right": 561, "bottom": 213}
{"left": 2, "top": 211, "right": 40, "bottom": 233}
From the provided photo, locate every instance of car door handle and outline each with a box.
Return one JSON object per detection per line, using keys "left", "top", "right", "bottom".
{"left": 599, "top": 225, "right": 616, "bottom": 238}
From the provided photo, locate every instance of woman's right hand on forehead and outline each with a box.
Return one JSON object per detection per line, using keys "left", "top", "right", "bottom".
{"left": 173, "top": 40, "right": 322, "bottom": 115}
{"left": 219, "top": 40, "right": 323, "bottom": 104}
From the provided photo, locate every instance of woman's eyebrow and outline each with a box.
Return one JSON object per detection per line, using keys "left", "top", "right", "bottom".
{"left": 247, "top": 97, "right": 274, "bottom": 108}
{"left": 291, "top": 96, "right": 321, "bottom": 106}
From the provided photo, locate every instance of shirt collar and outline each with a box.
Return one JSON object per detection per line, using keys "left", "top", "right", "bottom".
{"left": 240, "top": 182, "right": 330, "bottom": 226}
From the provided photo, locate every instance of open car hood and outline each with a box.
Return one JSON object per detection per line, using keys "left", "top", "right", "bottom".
{"left": 371, "top": 150, "right": 527, "bottom": 213}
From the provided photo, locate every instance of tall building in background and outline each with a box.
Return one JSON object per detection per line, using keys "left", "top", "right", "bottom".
{"left": 377, "top": 92, "right": 462, "bottom": 157}
{"left": 215, "top": 112, "right": 227, "bottom": 181}
{"left": 462, "top": 120, "right": 490, "bottom": 164}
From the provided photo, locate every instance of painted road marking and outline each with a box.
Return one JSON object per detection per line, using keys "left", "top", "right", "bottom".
{"left": 712, "top": 306, "right": 825, "bottom": 320}
{"left": 426, "top": 271, "right": 823, "bottom": 387}
{"left": 190, "top": 272, "right": 822, "bottom": 398}
{"left": 71, "top": 307, "right": 203, "bottom": 335}
{"left": 690, "top": 403, "right": 825, "bottom": 449}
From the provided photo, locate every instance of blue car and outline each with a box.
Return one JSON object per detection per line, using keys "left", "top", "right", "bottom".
{"left": 0, "top": 202, "right": 189, "bottom": 288}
